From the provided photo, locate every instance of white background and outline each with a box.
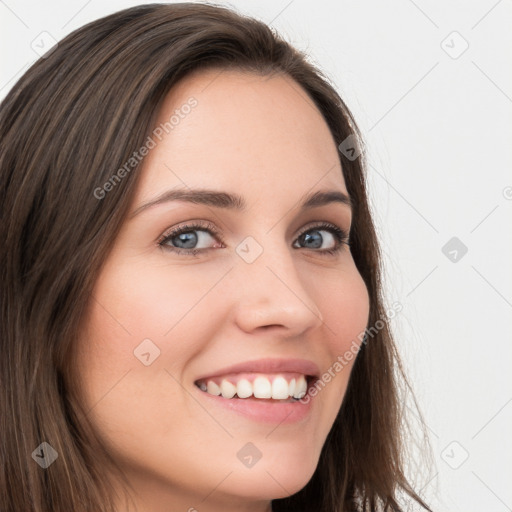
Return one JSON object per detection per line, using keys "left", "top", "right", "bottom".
{"left": 1, "top": 1, "right": 511, "bottom": 510}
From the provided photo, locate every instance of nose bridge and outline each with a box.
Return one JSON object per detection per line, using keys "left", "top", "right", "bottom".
{"left": 230, "top": 232, "right": 324, "bottom": 335}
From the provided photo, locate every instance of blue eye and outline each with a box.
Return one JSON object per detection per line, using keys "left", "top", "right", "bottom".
{"left": 158, "top": 221, "right": 223, "bottom": 256}
{"left": 158, "top": 220, "right": 350, "bottom": 257}
{"left": 293, "top": 222, "right": 350, "bottom": 256}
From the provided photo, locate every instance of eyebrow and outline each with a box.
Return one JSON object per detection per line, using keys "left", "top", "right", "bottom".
{"left": 130, "top": 187, "right": 352, "bottom": 218}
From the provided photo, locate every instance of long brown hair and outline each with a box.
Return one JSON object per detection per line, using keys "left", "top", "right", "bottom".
{"left": 0, "top": 3, "right": 432, "bottom": 511}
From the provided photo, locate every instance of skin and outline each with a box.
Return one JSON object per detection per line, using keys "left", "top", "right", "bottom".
{"left": 75, "top": 69, "right": 370, "bottom": 512}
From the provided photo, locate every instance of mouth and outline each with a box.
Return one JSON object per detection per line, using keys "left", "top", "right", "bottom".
{"left": 194, "top": 372, "right": 317, "bottom": 403}
{"left": 193, "top": 372, "right": 318, "bottom": 424}
{"left": 192, "top": 358, "right": 320, "bottom": 423}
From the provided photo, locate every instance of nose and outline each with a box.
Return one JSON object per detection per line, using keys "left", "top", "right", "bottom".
{"left": 228, "top": 239, "right": 325, "bottom": 337}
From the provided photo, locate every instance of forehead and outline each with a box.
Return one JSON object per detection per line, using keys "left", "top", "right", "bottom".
{"left": 134, "top": 68, "right": 347, "bottom": 204}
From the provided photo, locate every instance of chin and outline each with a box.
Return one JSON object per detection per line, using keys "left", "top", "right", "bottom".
{"left": 226, "top": 448, "right": 319, "bottom": 500}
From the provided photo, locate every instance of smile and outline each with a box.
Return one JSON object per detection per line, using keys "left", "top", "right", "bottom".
{"left": 192, "top": 358, "right": 319, "bottom": 423}
{"left": 194, "top": 373, "right": 310, "bottom": 401}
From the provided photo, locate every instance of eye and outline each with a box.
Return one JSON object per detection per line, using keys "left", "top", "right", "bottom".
{"left": 293, "top": 222, "right": 350, "bottom": 256}
{"left": 158, "top": 221, "right": 224, "bottom": 256}
{"left": 158, "top": 220, "right": 350, "bottom": 256}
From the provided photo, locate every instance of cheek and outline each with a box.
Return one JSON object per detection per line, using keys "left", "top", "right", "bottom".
{"left": 73, "top": 259, "right": 184, "bottom": 424}
{"left": 93, "top": 257, "right": 214, "bottom": 338}
{"left": 316, "top": 266, "right": 370, "bottom": 353}
{"left": 307, "top": 265, "right": 369, "bottom": 427}
{"left": 75, "top": 255, "right": 230, "bottom": 421}
{"left": 74, "top": 269, "right": 205, "bottom": 477}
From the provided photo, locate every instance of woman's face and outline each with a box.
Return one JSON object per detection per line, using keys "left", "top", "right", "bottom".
{"left": 76, "top": 69, "right": 370, "bottom": 512}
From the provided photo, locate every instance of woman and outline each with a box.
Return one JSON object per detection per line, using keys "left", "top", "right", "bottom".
{"left": 0, "top": 3, "right": 432, "bottom": 511}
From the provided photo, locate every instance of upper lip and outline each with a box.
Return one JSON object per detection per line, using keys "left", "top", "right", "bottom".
{"left": 194, "top": 357, "right": 320, "bottom": 383}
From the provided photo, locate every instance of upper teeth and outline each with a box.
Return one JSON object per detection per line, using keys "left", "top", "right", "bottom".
{"left": 199, "top": 374, "right": 309, "bottom": 400}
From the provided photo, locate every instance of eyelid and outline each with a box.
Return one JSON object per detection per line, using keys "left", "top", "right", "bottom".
{"left": 157, "top": 220, "right": 222, "bottom": 245}
{"left": 296, "top": 220, "right": 349, "bottom": 240}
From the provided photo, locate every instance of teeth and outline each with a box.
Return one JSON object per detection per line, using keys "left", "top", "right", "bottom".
{"left": 236, "top": 379, "right": 252, "bottom": 399}
{"left": 293, "top": 375, "right": 308, "bottom": 399}
{"left": 253, "top": 376, "right": 272, "bottom": 398}
{"left": 206, "top": 381, "right": 221, "bottom": 396}
{"left": 220, "top": 380, "right": 236, "bottom": 399}
{"left": 289, "top": 378, "right": 296, "bottom": 397}
{"left": 199, "top": 374, "right": 311, "bottom": 400}
{"left": 271, "top": 376, "right": 289, "bottom": 399}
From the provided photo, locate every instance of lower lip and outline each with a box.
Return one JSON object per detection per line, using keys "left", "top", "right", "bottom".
{"left": 194, "top": 386, "right": 315, "bottom": 424}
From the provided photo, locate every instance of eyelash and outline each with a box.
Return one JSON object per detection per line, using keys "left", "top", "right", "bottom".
{"left": 157, "top": 220, "right": 350, "bottom": 257}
